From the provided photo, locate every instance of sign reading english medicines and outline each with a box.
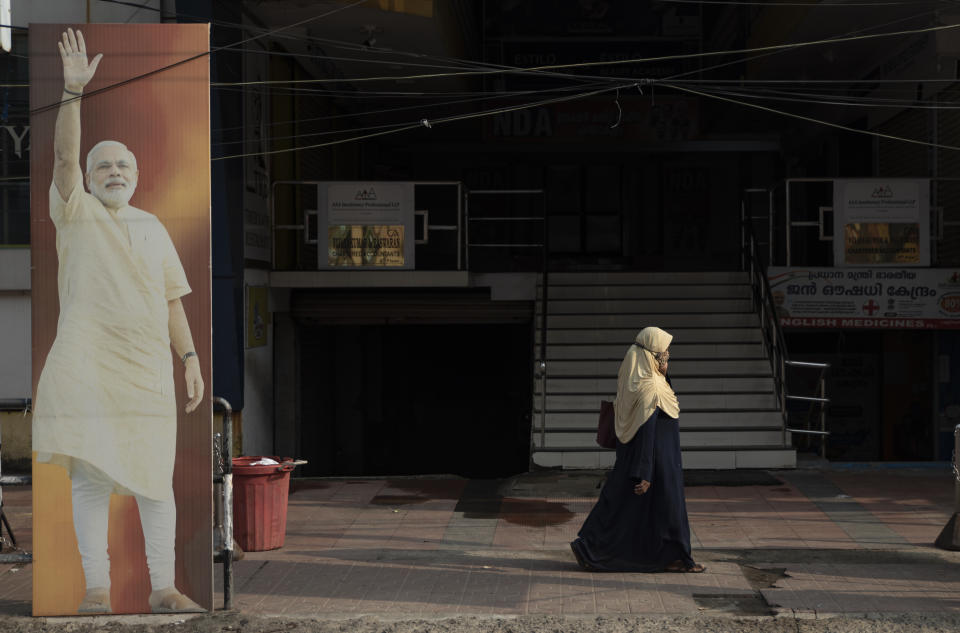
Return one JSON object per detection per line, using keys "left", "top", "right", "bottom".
{"left": 768, "top": 267, "right": 960, "bottom": 330}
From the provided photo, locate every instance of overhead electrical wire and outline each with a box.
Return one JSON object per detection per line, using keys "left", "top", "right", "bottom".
{"left": 712, "top": 84, "right": 946, "bottom": 99}
{"left": 699, "top": 83, "right": 956, "bottom": 100}
{"left": 212, "top": 21, "right": 960, "bottom": 86}
{"left": 212, "top": 83, "right": 629, "bottom": 161}
{"left": 15, "top": 11, "right": 960, "bottom": 105}
{"left": 6, "top": 0, "right": 958, "bottom": 161}
{"left": 94, "top": 0, "right": 599, "bottom": 87}
{"left": 701, "top": 86, "right": 960, "bottom": 109}
{"left": 212, "top": 81, "right": 615, "bottom": 144}
{"left": 212, "top": 86, "right": 535, "bottom": 98}
{"left": 659, "top": 6, "right": 945, "bottom": 83}
{"left": 29, "top": 0, "right": 369, "bottom": 115}
{"left": 667, "top": 78, "right": 960, "bottom": 84}
{"left": 662, "top": 81, "right": 960, "bottom": 150}
{"left": 655, "top": 0, "right": 955, "bottom": 6}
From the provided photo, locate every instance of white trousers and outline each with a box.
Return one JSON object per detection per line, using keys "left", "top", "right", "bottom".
{"left": 70, "top": 459, "right": 176, "bottom": 591}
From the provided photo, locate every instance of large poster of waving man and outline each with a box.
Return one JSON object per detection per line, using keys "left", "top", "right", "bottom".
{"left": 29, "top": 25, "right": 212, "bottom": 615}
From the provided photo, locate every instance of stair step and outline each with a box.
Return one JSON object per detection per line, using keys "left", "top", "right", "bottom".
{"left": 537, "top": 393, "right": 779, "bottom": 410}
{"left": 548, "top": 359, "right": 773, "bottom": 377}
{"left": 672, "top": 377, "right": 775, "bottom": 392}
{"left": 536, "top": 410, "right": 782, "bottom": 429}
{"left": 531, "top": 448, "right": 796, "bottom": 470}
{"left": 546, "top": 271, "right": 749, "bottom": 285}
{"left": 531, "top": 270, "right": 794, "bottom": 471}
{"left": 547, "top": 313, "right": 760, "bottom": 328}
{"left": 538, "top": 328, "right": 763, "bottom": 344}
{"left": 543, "top": 298, "right": 754, "bottom": 314}
{"left": 539, "top": 376, "right": 775, "bottom": 394}
{"left": 540, "top": 429, "right": 784, "bottom": 448}
{"left": 542, "top": 343, "right": 764, "bottom": 360}
{"left": 542, "top": 284, "right": 752, "bottom": 300}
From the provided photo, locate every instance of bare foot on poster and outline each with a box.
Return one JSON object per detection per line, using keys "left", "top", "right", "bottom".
{"left": 148, "top": 587, "right": 205, "bottom": 613}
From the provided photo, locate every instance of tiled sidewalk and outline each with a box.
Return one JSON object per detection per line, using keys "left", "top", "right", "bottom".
{"left": 2, "top": 467, "right": 959, "bottom": 617}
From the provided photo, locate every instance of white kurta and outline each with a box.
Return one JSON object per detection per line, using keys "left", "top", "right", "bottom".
{"left": 33, "top": 178, "right": 190, "bottom": 501}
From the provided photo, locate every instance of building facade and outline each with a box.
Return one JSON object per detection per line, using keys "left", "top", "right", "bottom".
{"left": 3, "top": 0, "right": 959, "bottom": 474}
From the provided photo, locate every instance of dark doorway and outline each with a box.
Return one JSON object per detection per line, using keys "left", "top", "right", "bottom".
{"left": 298, "top": 323, "right": 532, "bottom": 478}
{"left": 881, "top": 330, "right": 934, "bottom": 461}
{"left": 786, "top": 330, "right": 936, "bottom": 461}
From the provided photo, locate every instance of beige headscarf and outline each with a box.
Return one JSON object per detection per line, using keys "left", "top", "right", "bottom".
{"left": 614, "top": 326, "right": 680, "bottom": 443}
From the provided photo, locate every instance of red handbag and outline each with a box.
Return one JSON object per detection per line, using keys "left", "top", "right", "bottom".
{"left": 596, "top": 400, "right": 616, "bottom": 449}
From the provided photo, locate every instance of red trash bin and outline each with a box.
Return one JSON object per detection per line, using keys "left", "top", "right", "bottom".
{"left": 232, "top": 456, "right": 296, "bottom": 551}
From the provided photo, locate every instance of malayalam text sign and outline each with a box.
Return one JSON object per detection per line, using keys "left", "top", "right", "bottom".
{"left": 769, "top": 267, "right": 960, "bottom": 329}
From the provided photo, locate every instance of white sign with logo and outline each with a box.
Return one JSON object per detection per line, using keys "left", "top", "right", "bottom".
{"left": 832, "top": 179, "right": 929, "bottom": 267}
{"left": 318, "top": 182, "right": 415, "bottom": 269}
{"left": 768, "top": 267, "right": 960, "bottom": 329}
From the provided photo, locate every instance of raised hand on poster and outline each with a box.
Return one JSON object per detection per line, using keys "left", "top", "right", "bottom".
{"left": 58, "top": 28, "right": 102, "bottom": 93}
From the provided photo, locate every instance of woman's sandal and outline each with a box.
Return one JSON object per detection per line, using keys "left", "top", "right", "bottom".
{"left": 665, "top": 560, "right": 706, "bottom": 573}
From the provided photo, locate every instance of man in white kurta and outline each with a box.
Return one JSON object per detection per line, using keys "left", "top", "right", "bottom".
{"left": 32, "top": 28, "right": 204, "bottom": 615}
{"left": 35, "top": 170, "right": 190, "bottom": 501}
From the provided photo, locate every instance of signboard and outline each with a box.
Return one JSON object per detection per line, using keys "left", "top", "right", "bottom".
{"left": 769, "top": 267, "right": 960, "bottom": 329}
{"left": 832, "top": 179, "right": 929, "bottom": 266}
{"left": 317, "top": 182, "right": 414, "bottom": 269}
{"left": 30, "top": 25, "right": 212, "bottom": 615}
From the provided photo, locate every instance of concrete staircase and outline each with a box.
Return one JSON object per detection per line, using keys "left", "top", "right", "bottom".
{"left": 532, "top": 271, "right": 795, "bottom": 470}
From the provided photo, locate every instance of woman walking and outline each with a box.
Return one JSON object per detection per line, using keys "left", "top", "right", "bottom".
{"left": 570, "top": 326, "right": 705, "bottom": 573}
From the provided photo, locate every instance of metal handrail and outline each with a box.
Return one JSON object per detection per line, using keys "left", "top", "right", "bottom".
{"left": 742, "top": 216, "right": 832, "bottom": 456}
{"left": 744, "top": 226, "right": 789, "bottom": 422}
{"left": 212, "top": 397, "right": 234, "bottom": 610}
{"left": 540, "top": 196, "right": 548, "bottom": 449}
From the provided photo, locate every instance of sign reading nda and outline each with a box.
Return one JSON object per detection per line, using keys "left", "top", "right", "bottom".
{"left": 29, "top": 25, "right": 212, "bottom": 615}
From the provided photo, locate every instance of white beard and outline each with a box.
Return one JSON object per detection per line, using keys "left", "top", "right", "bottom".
{"left": 90, "top": 181, "right": 136, "bottom": 209}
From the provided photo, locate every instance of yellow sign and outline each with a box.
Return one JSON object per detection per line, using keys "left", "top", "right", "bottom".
{"left": 843, "top": 222, "right": 920, "bottom": 265}
{"left": 328, "top": 225, "right": 404, "bottom": 267}
{"left": 246, "top": 285, "right": 268, "bottom": 348}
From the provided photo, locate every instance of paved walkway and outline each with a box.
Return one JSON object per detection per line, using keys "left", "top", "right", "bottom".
{"left": 1, "top": 466, "right": 959, "bottom": 618}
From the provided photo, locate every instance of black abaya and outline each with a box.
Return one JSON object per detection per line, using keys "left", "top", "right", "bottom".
{"left": 571, "top": 407, "right": 695, "bottom": 572}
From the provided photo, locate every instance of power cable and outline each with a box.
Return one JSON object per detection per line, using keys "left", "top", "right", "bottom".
{"left": 662, "top": 81, "right": 960, "bottom": 150}
{"left": 705, "top": 87, "right": 960, "bottom": 109}
{"left": 660, "top": 6, "right": 943, "bottom": 82}
{"left": 211, "top": 80, "right": 615, "bottom": 139}
{"left": 95, "top": 0, "right": 600, "bottom": 87}
{"left": 212, "top": 21, "right": 960, "bottom": 86}
{"left": 123, "top": 0, "right": 157, "bottom": 24}
{"left": 703, "top": 83, "right": 958, "bottom": 100}
{"left": 655, "top": 0, "right": 953, "bottom": 6}
{"left": 668, "top": 78, "right": 960, "bottom": 84}
{"left": 29, "top": 0, "right": 368, "bottom": 116}
{"left": 213, "top": 83, "right": 628, "bottom": 161}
